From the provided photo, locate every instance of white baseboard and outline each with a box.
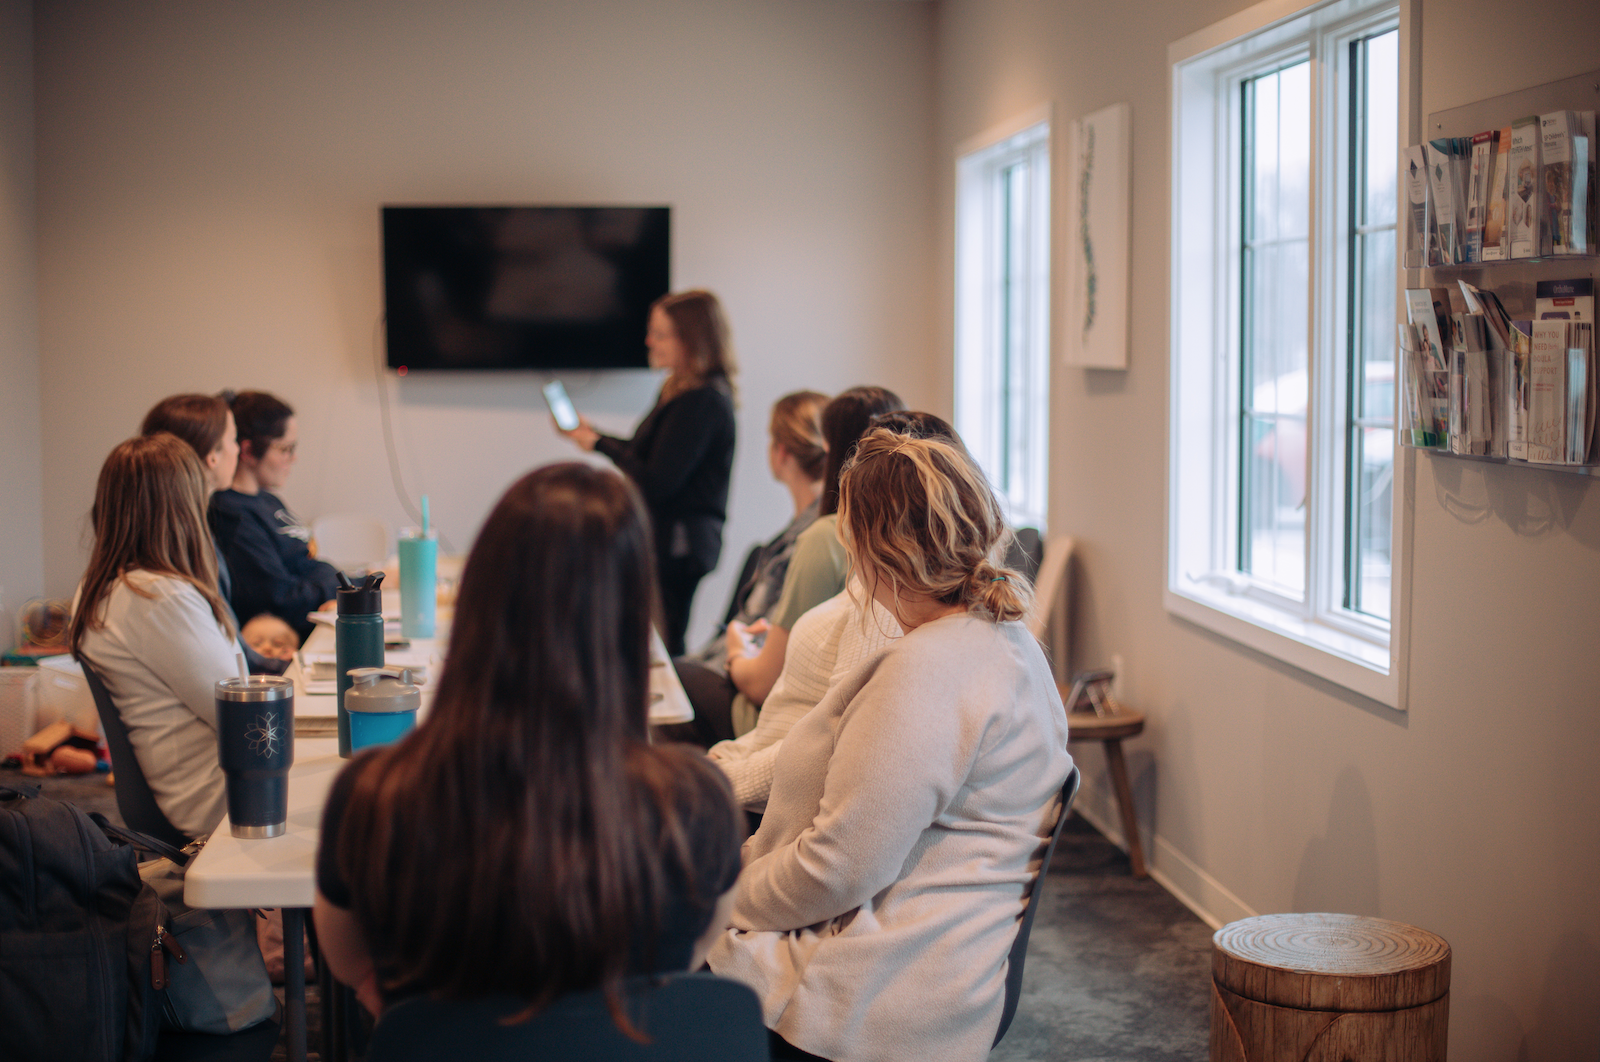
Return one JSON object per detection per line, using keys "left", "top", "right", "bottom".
{"left": 1072, "top": 777, "right": 1257, "bottom": 932}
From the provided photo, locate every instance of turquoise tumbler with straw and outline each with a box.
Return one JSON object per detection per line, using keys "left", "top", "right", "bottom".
{"left": 399, "top": 495, "right": 437, "bottom": 640}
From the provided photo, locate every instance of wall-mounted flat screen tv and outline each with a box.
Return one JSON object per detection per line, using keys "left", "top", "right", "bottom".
{"left": 382, "top": 205, "right": 670, "bottom": 371}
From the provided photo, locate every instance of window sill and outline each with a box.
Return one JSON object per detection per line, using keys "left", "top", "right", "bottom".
{"left": 1164, "top": 580, "right": 1398, "bottom": 708}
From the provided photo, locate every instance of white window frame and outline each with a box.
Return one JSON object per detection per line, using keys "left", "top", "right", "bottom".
{"left": 955, "top": 107, "right": 1052, "bottom": 531}
{"left": 1167, "top": 0, "right": 1414, "bottom": 707}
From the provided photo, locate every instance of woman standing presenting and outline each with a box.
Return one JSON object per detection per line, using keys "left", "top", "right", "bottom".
{"left": 561, "top": 289, "right": 737, "bottom": 655}
{"left": 707, "top": 429, "right": 1073, "bottom": 1062}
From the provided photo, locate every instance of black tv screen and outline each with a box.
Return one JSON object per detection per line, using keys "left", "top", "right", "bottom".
{"left": 382, "top": 205, "right": 670, "bottom": 371}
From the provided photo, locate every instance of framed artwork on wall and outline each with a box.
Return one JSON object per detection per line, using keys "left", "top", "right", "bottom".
{"left": 1064, "top": 102, "right": 1131, "bottom": 369}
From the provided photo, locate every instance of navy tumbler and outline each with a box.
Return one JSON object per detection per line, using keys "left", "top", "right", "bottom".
{"left": 214, "top": 675, "right": 295, "bottom": 838}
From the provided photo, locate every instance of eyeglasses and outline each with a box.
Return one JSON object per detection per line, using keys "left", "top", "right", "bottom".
{"left": 268, "top": 441, "right": 297, "bottom": 457}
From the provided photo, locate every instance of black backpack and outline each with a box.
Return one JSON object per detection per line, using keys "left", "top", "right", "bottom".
{"left": 0, "top": 782, "right": 178, "bottom": 1062}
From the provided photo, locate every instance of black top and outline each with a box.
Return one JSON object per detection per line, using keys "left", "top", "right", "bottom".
{"left": 209, "top": 489, "right": 342, "bottom": 641}
{"left": 317, "top": 749, "right": 742, "bottom": 998}
{"left": 594, "top": 378, "right": 736, "bottom": 571}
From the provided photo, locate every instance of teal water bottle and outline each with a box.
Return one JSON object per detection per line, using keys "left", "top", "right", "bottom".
{"left": 398, "top": 528, "right": 437, "bottom": 640}
{"left": 335, "top": 571, "right": 385, "bottom": 758}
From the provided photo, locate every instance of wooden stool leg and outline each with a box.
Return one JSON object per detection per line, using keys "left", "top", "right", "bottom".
{"left": 1103, "top": 738, "right": 1147, "bottom": 878}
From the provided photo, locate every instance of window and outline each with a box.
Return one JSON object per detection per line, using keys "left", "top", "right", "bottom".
{"left": 956, "top": 111, "right": 1051, "bottom": 531}
{"left": 1168, "top": 0, "right": 1404, "bottom": 705}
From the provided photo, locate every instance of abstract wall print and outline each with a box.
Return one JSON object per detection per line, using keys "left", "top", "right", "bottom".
{"left": 1065, "top": 102, "right": 1131, "bottom": 369}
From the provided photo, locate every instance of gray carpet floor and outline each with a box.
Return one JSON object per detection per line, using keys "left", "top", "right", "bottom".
{"left": 993, "top": 814, "right": 1213, "bottom": 1060}
{"left": 19, "top": 770, "right": 1213, "bottom": 1061}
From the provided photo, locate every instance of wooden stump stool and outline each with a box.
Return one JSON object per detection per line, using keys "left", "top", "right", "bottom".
{"left": 1211, "top": 913, "right": 1450, "bottom": 1062}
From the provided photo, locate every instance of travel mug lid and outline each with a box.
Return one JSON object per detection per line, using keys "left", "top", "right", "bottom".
{"left": 345, "top": 667, "right": 423, "bottom": 713}
{"left": 337, "top": 570, "right": 385, "bottom": 615}
{"left": 215, "top": 675, "right": 294, "bottom": 702}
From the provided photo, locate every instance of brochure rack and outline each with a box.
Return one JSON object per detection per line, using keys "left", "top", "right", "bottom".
{"left": 1403, "top": 68, "right": 1600, "bottom": 477}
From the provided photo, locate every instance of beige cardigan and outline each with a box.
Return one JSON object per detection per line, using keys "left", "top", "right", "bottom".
{"left": 77, "top": 571, "right": 236, "bottom": 838}
{"left": 708, "top": 612, "right": 1073, "bottom": 1062}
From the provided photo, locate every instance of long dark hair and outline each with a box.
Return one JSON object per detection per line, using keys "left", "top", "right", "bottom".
{"left": 334, "top": 464, "right": 740, "bottom": 1029}
{"left": 70, "top": 434, "right": 234, "bottom": 654}
{"left": 818, "top": 386, "right": 905, "bottom": 516}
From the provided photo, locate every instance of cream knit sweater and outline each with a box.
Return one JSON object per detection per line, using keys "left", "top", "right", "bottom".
{"left": 76, "top": 571, "right": 236, "bottom": 838}
{"left": 707, "top": 586, "right": 900, "bottom": 810}
{"left": 708, "top": 612, "right": 1073, "bottom": 1062}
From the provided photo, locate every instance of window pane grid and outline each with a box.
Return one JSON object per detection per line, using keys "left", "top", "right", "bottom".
{"left": 1238, "top": 62, "right": 1311, "bottom": 597}
{"left": 1342, "top": 29, "right": 1397, "bottom": 620}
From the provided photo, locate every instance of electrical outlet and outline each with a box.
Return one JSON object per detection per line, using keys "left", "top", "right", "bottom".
{"left": 1110, "top": 653, "right": 1125, "bottom": 704}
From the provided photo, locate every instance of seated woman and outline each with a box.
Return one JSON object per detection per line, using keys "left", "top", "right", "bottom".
{"left": 209, "top": 390, "right": 340, "bottom": 642}
{"left": 707, "top": 429, "right": 1074, "bottom": 1062}
{"left": 140, "top": 392, "right": 293, "bottom": 674}
{"left": 713, "top": 386, "right": 904, "bottom": 740}
{"left": 707, "top": 412, "right": 966, "bottom": 812}
{"left": 672, "top": 389, "right": 828, "bottom": 743}
{"left": 313, "top": 464, "right": 745, "bottom": 1022}
{"left": 69, "top": 434, "right": 238, "bottom": 839}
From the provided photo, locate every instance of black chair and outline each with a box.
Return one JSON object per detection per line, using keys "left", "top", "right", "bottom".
{"left": 366, "top": 972, "right": 769, "bottom": 1062}
{"left": 993, "top": 764, "right": 1082, "bottom": 1047}
{"left": 78, "top": 656, "right": 192, "bottom": 849}
{"left": 1005, "top": 526, "right": 1045, "bottom": 583}
{"left": 721, "top": 541, "right": 768, "bottom": 628}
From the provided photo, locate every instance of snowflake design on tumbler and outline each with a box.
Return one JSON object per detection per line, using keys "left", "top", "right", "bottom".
{"left": 246, "top": 712, "right": 282, "bottom": 758}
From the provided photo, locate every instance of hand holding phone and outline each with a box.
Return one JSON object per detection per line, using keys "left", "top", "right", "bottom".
{"left": 543, "top": 380, "right": 580, "bottom": 432}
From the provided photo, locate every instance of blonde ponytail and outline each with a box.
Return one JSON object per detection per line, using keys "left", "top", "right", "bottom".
{"left": 839, "top": 429, "right": 1032, "bottom": 623}
{"left": 970, "top": 557, "right": 1032, "bottom": 624}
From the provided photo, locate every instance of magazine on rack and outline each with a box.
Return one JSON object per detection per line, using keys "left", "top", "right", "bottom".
{"left": 1449, "top": 312, "right": 1499, "bottom": 456}
{"left": 1482, "top": 126, "right": 1512, "bottom": 261}
{"left": 1535, "top": 277, "right": 1594, "bottom": 323}
{"left": 1508, "top": 321, "right": 1534, "bottom": 459}
{"left": 1508, "top": 116, "right": 1542, "bottom": 259}
{"left": 1527, "top": 320, "right": 1595, "bottom": 464}
{"left": 1465, "top": 131, "right": 1493, "bottom": 262}
{"left": 1425, "top": 138, "right": 1467, "bottom": 264}
{"left": 1539, "top": 110, "right": 1594, "bottom": 256}
{"left": 1402, "top": 145, "right": 1432, "bottom": 268}
{"left": 1403, "top": 288, "right": 1452, "bottom": 446}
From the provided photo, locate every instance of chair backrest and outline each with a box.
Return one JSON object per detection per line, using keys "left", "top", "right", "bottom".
{"left": 994, "top": 764, "right": 1082, "bottom": 1047}
{"left": 76, "top": 657, "right": 192, "bottom": 849}
{"left": 1026, "top": 534, "right": 1076, "bottom": 681}
{"left": 367, "top": 972, "right": 769, "bottom": 1062}
{"left": 310, "top": 514, "right": 389, "bottom": 572}
{"left": 721, "top": 541, "right": 767, "bottom": 628}
{"left": 1004, "top": 526, "right": 1045, "bottom": 583}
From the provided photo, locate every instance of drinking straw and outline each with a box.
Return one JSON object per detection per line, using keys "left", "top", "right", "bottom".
{"left": 237, "top": 653, "right": 249, "bottom": 684}
{"left": 421, "top": 495, "right": 430, "bottom": 536}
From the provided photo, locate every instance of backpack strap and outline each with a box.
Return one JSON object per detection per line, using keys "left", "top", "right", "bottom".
{"left": 90, "top": 812, "right": 193, "bottom": 868}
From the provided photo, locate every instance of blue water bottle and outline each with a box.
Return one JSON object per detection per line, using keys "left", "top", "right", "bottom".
{"left": 334, "top": 571, "right": 385, "bottom": 758}
{"left": 345, "top": 667, "right": 423, "bottom": 752}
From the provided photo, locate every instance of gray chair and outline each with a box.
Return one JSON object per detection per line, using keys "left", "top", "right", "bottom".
{"left": 366, "top": 972, "right": 769, "bottom": 1062}
{"left": 994, "top": 764, "right": 1082, "bottom": 1047}
{"left": 77, "top": 656, "right": 192, "bottom": 849}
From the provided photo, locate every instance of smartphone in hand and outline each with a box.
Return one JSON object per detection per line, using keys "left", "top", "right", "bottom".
{"left": 543, "top": 380, "right": 580, "bottom": 432}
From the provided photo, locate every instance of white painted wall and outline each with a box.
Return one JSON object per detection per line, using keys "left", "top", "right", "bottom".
{"left": 32, "top": 0, "right": 938, "bottom": 648}
{"left": 0, "top": 0, "right": 42, "bottom": 651}
{"left": 935, "top": 0, "right": 1600, "bottom": 1058}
